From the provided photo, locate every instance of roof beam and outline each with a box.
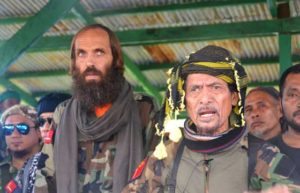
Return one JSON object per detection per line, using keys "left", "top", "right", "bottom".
{"left": 71, "top": 2, "right": 96, "bottom": 25}
{"left": 279, "top": 34, "right": 292, "bottom": 75}
{"left": 91, "top": 0, "right": 268, "bottom": 17}
{"left": 0, "top": 78, "right": 37, "bottom": 106}
{"left": 0, "top": 0, "right": 283, "bottom": 25}
{"left": 5, "top": 55, "right": 300, "bottom": 79}
{"left": 0, "top": 0, "right": 78, "bottom": 75}
{"left": 123, "top": 55, "right": 162, "bottom": 103}
{"left": 139, "top": 55, "right": 300, "bottom": 71}
{"left": 0, "top": 0, "right": 78, "bottom": 104}
{"left": 23, "top": 16, "right": 300, "bottom": 52}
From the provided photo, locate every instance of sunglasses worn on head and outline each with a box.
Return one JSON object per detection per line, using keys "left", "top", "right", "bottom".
{"left": 2, "top": 123, "right": 36, "bottom": 136}
{"left": 38, "top": 117, "right": 53, "bottom": 127}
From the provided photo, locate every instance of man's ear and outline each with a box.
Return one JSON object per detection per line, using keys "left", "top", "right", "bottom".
{"left": 231, "top": 92, "right": 239, "bottom": 106}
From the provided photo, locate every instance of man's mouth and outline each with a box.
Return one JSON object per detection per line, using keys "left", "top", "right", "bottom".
{"left": 11, "top": 141, "right": 22, "bottom": 146}
{"left": 293, "top": 110, "right": 300, "bottom": 117}
{"left": 199, "top": 111, "right": 216, "bottom": 117}
{"left": 251, "top": 121, "right": 263, "bottom": 128}
{"left": 198, "top": 109, "right": 217, "bottom": 119}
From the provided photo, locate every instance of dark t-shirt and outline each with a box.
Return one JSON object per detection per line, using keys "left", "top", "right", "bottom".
{"left": 269, "top": 135, "right": 300, "bottom": 174}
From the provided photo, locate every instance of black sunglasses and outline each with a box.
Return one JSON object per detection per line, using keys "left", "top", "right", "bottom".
{"left": 38, "top": 117, "right": 53, "bottom": 127}
{"left": 2, "top": 123, "right": 36, "bottom": 136}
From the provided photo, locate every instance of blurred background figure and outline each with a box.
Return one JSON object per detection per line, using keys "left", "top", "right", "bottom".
{"left": 134, "top": 93, "right": 159, "bottom": 154}
{"left": 0, "top": 105, "right": 41, "bottom": 192}
{"left": 245, "top": 87, "right": 282, "bottom": 140}
{"left": 0, "top": 90, "right": 21, "bottom": 162}
{"left": 37, "top": 92, "right": 71, "bottom": 144}
{"left": 0, "top": 90, "right": 21, "bottom": 116}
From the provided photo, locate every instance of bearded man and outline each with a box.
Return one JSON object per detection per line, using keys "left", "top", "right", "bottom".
{"left": 269, "top": 64, "right": 300, "bottom": 174}
{"left": 54, "top": 24, "right": 144, "bottom": 193}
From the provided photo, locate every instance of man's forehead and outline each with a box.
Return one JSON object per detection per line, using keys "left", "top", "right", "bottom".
{"left": 186, "top": 73, "right": 228, "bottom": 84}
{"left": 246, "top": 90, "right": 276, "bottom": 102}
{"left": 75, "top": 29, "right": 109, "bottom": 46}
{"left": 285, "top": 73, "right": 300, "bottom": 85}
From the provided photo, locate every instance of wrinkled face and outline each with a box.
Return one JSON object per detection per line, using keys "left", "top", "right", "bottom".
{"left": 39, "top": 112, "right": 54, "bottom": 141}
{"left": 5, "top": 114, "right": 41, "bottom": 155}
{"left": 282, "top": 73, "right": 300, "bottom": 132}
{"left": 185, "top": 73, "right": 238, "bottom": 135}
{"left": 245, "top": 91, "right": 282, "bottom": 140}
{"left": 74, "top": 28, "right": 113, "bottom": 83}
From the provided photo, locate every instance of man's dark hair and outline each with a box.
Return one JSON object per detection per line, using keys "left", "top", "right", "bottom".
{"left": 70, "top": 24, "right": 124, "bottom": 75}
{"left": 279, "top": 64, "right": 300, "bottom": 97}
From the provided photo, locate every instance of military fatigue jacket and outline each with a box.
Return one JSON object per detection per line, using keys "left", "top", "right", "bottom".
{"left": 78, "top": 136, "right": 117, "bottom": 193}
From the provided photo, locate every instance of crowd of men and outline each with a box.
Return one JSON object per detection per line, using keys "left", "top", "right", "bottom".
{"left": 0, "top": 23, "right": 299, "bottom": 193}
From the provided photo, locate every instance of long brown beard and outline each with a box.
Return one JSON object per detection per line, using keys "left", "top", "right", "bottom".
{"left": 72, "top": 66, "right": 124, "bottom": 111}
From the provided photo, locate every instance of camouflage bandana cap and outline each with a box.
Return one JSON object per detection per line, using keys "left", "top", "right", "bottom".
{"left": 1, "top": 104, "right": 38, "bottom": 125}
{"left": 153, "top": 45, "right": 248, "bottom": 159}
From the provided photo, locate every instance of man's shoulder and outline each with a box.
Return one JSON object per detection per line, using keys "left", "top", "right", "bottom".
{"left": 53, "top": 98, "right": 72, "bottom": 125}
{"left": 0, "top": 156, "right": 11, "bottom": 167}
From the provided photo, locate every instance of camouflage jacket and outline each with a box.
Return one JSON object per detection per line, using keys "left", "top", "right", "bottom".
{"left": 123, "top": 135, "right": 300, "bottom": 193}
{"left": 78, "top": 136, "right": 117, "bottom": 193}
{"left": 0, "top": 156, "right": 18, "bottom": 193}
{"left": 123, "top": 139, "right": 248, "bottom": 193}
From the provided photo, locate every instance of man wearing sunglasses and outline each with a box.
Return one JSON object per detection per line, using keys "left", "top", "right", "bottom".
{"left": 0, "top": 105, "right": 42, "bottom": 192}
{"left": 37, "top": 92, "right": 71, "bottom": 144}
{"left": 0, "top": 90, "right": 21, "bottom": 163}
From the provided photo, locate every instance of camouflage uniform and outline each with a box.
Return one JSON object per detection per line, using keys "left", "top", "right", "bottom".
{"left": 123, "top": 138, "right": 248, "bottom": 193}
{"left": 78, "top": 137, "right": 117, "bottom": 193}
{"left": 124, "top": 135, "right": 300, "bottom": 193}
{"left": 250, "top": 143, "right": 300, "bottom": 193}
{"left": 0, "top": 156, "right": 20, "bottom": 193}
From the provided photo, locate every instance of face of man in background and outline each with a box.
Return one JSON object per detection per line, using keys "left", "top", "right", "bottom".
{"left": 72, "top": 28, "right": 123, "bottom": 110}
{"left": 245, "top": 91, "right": 282, "bottom": 140}
{"left": 5, "top": 114, "right": 41, "bottom": 157}
{"left": 0, "top": 98, "right": 20, "bottom": 114}
{"left": 282, "top": 73, "right": 300, "bottom": 132}
{"left": 185, "top": 73, "right": 238, "bottom": 136}
{"left": 39, "top": 112, "right": 54, "bottom": 142}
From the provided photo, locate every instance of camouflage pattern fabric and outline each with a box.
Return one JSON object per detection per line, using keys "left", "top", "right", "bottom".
{"left": 250, "top": 143, "right": 300, "bottom": 193}
{"left": 122, "top": 140, "right": 180, "bottom": 193}
{"left": 0, "top": 129, "right": 8, "bottom": 163}
{"left": 78, "top": 137, "right": 117, "bottom": 193}
{"left": 126, "top": 137, "right": 300, "bottom": 193}
{"left": 0, "top": 156, "right": 19, "bottom": 193}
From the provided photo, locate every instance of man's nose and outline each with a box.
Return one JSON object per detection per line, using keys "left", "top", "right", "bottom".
{"left": 10, "top": 128, "right": 21, "bottom": 137}
{"left": 86, "top": 55, "right": 95, "bottom": 67}
{"left": 198, "top": 89, "right": 212, "bottom": 104}
{"left": 251, "top": 107, "right": 260, "bottom": 118}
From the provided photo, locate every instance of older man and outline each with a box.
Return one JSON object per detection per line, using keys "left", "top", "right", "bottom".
{"left": 123, "top": 45, "right": 295, "bottom": 193}
{"left": 54, "top": 24, "right": 143, "bottom": 193}
{"left": 245, "top": 87, "right": 282, "bottom": 140}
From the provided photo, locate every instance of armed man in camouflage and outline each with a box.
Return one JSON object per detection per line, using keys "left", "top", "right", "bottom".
{"left": 0, "top": 105, "right": 54, "bottom": 193}
{"left": 123, "top": 45, "right": 298, "bottom": 193}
